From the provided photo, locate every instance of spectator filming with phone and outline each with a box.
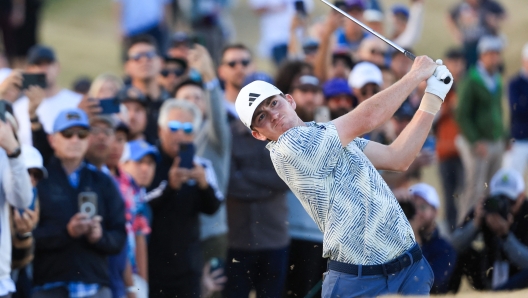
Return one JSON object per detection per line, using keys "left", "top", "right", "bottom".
{"left": 146, "top": 99, "right": 223, "bottom": 297}
{"left": 32, "top": 108, "right": 126, "bottom": 298}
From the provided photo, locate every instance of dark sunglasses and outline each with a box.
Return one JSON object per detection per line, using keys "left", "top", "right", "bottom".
{"left": 360, "top": 85, "right": 380, "bottom": 97}
{"left": 160, "top": 68, "right": 186, "bottom": 77}
{"left": 168, "top": 121, "right": 193, "bottom": 134}
{"left": 224, "top": 59, "right": 251, "bottom": 68}
{"left": 60, "top": 128, "right": 90, "bottom": 139}
{"left": 128, "top": 51, "right": 156, "bottom": 61}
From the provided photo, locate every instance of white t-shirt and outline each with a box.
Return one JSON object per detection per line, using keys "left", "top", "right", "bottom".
{"left": 267, "top": 122, "right": 415, "bottom": 265}
{"left": 115, "top": 0, "right": 170, "bottom": 36}
{"left": 249, "top": 0, "right": 313, "bottom": 58}
{"left": 14, "top": 89, "right": 82, "bottom": 146}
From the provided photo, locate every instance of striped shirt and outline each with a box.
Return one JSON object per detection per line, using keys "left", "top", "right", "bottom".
{"left": 266, "top": 122, "right": 415, "bottom": 265}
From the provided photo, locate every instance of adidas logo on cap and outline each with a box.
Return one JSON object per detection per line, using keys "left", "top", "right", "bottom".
{"left": 248, "top": 93, "right": 260, "bottom": 106}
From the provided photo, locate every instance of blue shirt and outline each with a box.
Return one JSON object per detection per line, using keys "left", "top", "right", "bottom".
{"left": 421, "top": 228, "right": 457, "bottom": 294}
{"left": 508, "top": 71, "right": 528, "bottom": 140}
{"left": 335, "top": 28, "right": 369, "bottom": 52}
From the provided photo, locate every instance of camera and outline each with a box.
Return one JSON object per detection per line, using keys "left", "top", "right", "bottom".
{"left": 483, "top": 194, "right": 510, "bottom": 219}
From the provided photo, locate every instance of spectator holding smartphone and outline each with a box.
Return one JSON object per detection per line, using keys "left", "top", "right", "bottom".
{"left": 0, "top": 101, "right": 33, "bottom": 298}
{"left": 146, "top": 99, "right": 222, "bottom": 297}
{"left": 13, "top": 45, "right": 82, "bottom": 147}
{"left": 32, "top": 108, "right": 126, "bottom": 298}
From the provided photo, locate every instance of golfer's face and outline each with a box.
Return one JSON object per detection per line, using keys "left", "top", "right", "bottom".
{"left": 251, "top": 95, "right": 297, "bottom": 141}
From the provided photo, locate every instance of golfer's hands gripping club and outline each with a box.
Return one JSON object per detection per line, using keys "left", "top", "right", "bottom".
{"left": 425, "top": 59, "right": 454, "bottom": 101}
{"left": 418, "top": 59, "right": 454, "bottom": 115}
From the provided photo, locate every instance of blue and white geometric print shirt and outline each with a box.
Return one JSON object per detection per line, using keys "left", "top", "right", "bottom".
{"left": 266, "top": 122, "right": 415, "bottom": 266}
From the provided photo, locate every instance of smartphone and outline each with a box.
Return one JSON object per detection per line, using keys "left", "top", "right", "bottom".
{"left": 78, "top": 192, "right": 98, "bottom": 218}
{"left": 209, "top": 257, "right": 226, "bottom": 283}
{"left": 294, "top": 0, "right": 307, "bottom": 16}
{"left": 179, "top": 143, "right": 195, "bottom": 169}
{"left": 0, "top": 101, "right": 6, "bottom": 122}
{"left": 99, "top": 97, "right": 121, "bottom": 114}
{"left": 22, "top": 73, "right": 47, "bottom": 90}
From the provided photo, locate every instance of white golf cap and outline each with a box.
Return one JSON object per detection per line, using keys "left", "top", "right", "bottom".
{"left": 489, "top": 168, "right": 525, "bottom": 200}
{"left": 235, "top": 80, "right": 283, "bottom": 129}
{"left": 409, "top": 183, "right": 440, "bottom": 209}
{"left": 348, "top": 61, "right": 383, "bottom": 89}
{"left": 477, "top": 35, "right": 504, "bottom": 54}
{"left": 21, "top": 144, "right": 48, "bottom": 178}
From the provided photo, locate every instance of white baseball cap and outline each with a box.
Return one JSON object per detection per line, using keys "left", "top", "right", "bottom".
{"left": 235, "top": 80, "right": 283, "bottom": 129}
{"left": 409, "top": 183, "right": 440, "bottom": 209}
{"left": 348, "top": 61, "right": 383, "bottom": 89}
{"left": 21, "top": 144, "right": 48, "bottom": 178}
{"left": 489, "top": 168, "right": 525, "bottom": 200}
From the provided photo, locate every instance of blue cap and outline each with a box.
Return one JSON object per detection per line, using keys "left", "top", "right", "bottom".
{"left": 243, "top": 71, "right": 274, "bottom": 87}
{"left": 122, "top": 140, "right": 160, "bottom": 164}
{"left": 27, "top": 45, "right": 56, "bottom": 65}
{"left": 323, "top": 78, "right": 352, "bottom": 99}
{"left": 343, "top": 0, "right": 365, "bottom": 10}
{"left": 392, "top": 4, "right": 409, "bottom": 19}
{"left": 53, "top": 108, "right": 90, "bottom": 133}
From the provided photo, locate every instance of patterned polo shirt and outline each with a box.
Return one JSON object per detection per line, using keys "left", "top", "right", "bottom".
{"left": 267, "top": 122, "right": 415, "bottom": 265}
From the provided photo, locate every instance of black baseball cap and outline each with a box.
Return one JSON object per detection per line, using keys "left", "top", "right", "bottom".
{"left": 394, "top": 100, "right": 416, "bottom": 120}
{"left": 27, "top": 45, "right": 56, "bottom": 65}
{"left": 445, "top": 48, "right": 465, "bottom": 60}
{"left": 164, "top": 56, "right": 188, "bottom": 71}
{"left": 117, "top": 86, "right": 148, "bottom": 106}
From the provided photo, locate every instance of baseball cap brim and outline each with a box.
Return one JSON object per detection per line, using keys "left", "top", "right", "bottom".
{"left": 235, "top": 80, "right": 283, "bottom": 129}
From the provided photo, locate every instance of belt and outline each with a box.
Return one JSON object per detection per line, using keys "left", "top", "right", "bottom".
{"left": 328, "top": 244, "right": 422, "bottom": 276}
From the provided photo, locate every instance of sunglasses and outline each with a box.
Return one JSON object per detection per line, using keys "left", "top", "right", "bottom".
{"left": 91, "top": 126, "right": 114, "bottom": 136}
{"left": 360, "top": 85, "right": 380, "bottom": 97}
{"left": 128, "top": 51, "right": 156, "bottom": 61}
{"left": 60, "top": 128, "right": 90, "bottom": 139}
{"left": 168, "top": 121, "right": 193, "bottom": 134}
{"left": 224, "top": 59, "right": 251, "bottom": 68}
{"left": 160, "top": 68, "right": 185, "bottom": 77}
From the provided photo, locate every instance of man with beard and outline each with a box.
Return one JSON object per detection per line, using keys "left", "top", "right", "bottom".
{"left": 323, "top": 78, "right": 356, "bottom": 120}
{"left": 289, "top": 75, "right": 324, "bottom": 122}
{"left": 218, "top": 44, "right": 255, "bottom": 121}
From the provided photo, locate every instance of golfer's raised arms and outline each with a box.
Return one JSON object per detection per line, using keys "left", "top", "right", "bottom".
{"left": 332, "top": 56, "right": 437, "bottom": 147}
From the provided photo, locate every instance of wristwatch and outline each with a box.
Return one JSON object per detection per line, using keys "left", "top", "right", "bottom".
{"left": 7, "top": 147, "right": 21, "bottom": 158}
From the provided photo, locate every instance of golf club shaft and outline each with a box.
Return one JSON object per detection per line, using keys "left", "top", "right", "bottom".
{"left": 319, "top": 0, "right": 451, "bottom": 84}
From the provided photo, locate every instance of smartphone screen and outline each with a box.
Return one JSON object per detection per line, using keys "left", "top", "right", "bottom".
{"left": 22, "top": 73, "right": 47, "bottom": 90}
{"left": 78, "top": 192, "right": 98, "bottom": 218}
{"left": 99, "top": 97, "right": 121, "bottom": 114}
{"left": 294, "top": 0, "right": 307, "bottom": 16}
{"left": 179, "top": 143, "right": 195, "bottom": 169}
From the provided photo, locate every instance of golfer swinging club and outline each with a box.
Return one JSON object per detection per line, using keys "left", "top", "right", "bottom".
{"left": 235, "top": 56, "right": 453, "bottom": 296}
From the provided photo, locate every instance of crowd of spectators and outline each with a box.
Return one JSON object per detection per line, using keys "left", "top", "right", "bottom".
{"left": 0, "top": 0, "right": 526, "bottom": 297}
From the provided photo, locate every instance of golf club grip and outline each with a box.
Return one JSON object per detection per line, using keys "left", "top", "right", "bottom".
{"left": 404, "top": 50, "right": 416, "bottom": 61}
{"left": 405, "top": 50, "right": 451, "bottom": 84}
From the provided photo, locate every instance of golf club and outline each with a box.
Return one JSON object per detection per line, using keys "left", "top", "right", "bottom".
{"left": 320, "top": 0, "right": 451, "bottom": 84}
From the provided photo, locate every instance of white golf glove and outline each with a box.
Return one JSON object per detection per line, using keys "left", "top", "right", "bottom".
{"left": 424, "top": 59, "right": 454, "bottom": 101}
